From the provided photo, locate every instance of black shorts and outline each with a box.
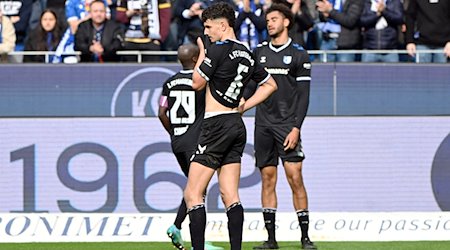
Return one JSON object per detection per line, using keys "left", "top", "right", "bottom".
{"left": 254, "top": 125, "right": 305, "bottom": 168}
{"left": 174, "top": 150, "right": 195, "bottom": 177}
{"left": 192, "top": 112, "right": 246, "bottom": 170}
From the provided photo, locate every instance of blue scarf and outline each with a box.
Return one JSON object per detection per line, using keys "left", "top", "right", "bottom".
{"left": 237, "top": 1, "right": 262, "bottom": 51}
{"left": 319, "top": 0, "right": 343, "bottom": 33}
{"left": 52, "top": 28, "right": 76, "bottom": 63}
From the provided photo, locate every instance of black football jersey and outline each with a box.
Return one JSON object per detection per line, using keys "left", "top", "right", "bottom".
{"left": 253, "top": 38, "right": 311, "bottom": 128}
{"left": 161, "top": 70, "right": 205, "bottom": 153}
{"left": 197, "top": 39, "right": 270, "bottom": 108}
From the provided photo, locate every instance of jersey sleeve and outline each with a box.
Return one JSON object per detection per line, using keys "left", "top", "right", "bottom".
{"left": 294, "top": 50, "right": 311, "bottom": 129}
{"left": 251, "top": 60, "right": 270, "bottom": 85}
{"left": 159, "top": 78, "right": 170, "bottom": 107}
{"left": 295, "top": 51, "right": 311, "bottom": 83}
{"left": 197, "top": 43, "right": 221, "bottom": 82}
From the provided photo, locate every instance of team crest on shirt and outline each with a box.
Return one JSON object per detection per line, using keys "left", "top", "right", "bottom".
{"left": 283, "top": 56, "right": 292, "bottom": 64}
{"left": 260, "top": 56, "right": 267, "bottom": 63}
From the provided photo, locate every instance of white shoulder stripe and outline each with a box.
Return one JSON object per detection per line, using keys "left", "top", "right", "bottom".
{"left": 258, "top": 74, "right": 272, "bottom": 85}
{"left": 197, "top": 68, "right": 209, "bottom": 81}
{"left": 296, "top": 76, "right": 311, "bottom": 81}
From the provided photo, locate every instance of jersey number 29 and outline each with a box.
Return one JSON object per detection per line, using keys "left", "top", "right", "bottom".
{"left": 169, "top": 90, "right": 195, "bottom": 125}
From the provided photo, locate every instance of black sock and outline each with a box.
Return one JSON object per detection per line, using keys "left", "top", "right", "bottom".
{"left": 188, "top": 204, "right": 206, "bottom": 249}
{"left": 262, "top": 208, "right": 277, "bottom": 243}
{"left": 297, "top": 209, "right": 310, "bottom": 240}
{"left": 227, "top": 202, "right": 244, "bottom": 250}
{"left": 174, "top": 198, "right": 187, "bottom": 229}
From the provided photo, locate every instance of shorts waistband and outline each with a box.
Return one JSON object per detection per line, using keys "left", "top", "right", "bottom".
{"left": 204, "top": 110, "right": 239, "bottom": 119}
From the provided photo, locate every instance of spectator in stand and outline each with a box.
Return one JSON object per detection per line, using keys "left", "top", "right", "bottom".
{"left": 46, "top": 0, "right": 67, "bottom": 21}
{"left": 397, "top": 0, "right": 411, "bottom": 62}
{"left": 0, "top": 0, "right": 33, "bottom": 62}
{"left": 107, "top": 0, "right": 118, "bottom": 20}
{"left": 173, "top": 0, "right": 204, "bottom": 46}
{"left": 54, "top": 0, "right": 110, "bottom": 63}
{"left": 0, "top": 9, "right": 16, "bottom": 62}
{"left": 405, "top": 0, "right": 450, "bottom": 63}
{"left": 66, "top": 0, "right": 110, "bottom": 34}
{"left": 24, "top": 9, "right": 66, "bottom": 63}
{"left": 173, "top": 0, "right": 233, "bottom": 46}
{"left": 234, "top": 0, "right": 267, "bottom": 51}
{"left": 75, "top": 0, "right": 124, "bottom": 62}
{"left": 316, "top": 0, "right": 364, "bottom": 62}
{"left": 116, "top": 0, "right": 171, "bottom": 62}
{"left": 360, "top": 0, "right": 403, "bottom": 62}
{"left": 276, "top": 0, "right": 315, "bottom": 47}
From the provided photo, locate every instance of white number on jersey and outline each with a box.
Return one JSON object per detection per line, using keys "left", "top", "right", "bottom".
{"left": 169, "top": 90, "right": 195, "bottom": 124}
{"left": 225, "top": 63, "right": 249, "bottom": 100}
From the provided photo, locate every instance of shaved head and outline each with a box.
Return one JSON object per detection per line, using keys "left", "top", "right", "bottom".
{"left": 178, "top": 44, "right": 200, "bottom": 69}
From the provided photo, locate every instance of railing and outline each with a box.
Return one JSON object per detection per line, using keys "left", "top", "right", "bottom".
{"left": 3, "top": 49, "right": 448, "bottom": 63}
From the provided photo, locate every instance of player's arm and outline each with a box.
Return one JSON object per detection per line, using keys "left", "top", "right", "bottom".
{"left": 192, "top": 37, "right": 208, "bottom": 91}
{"left": 294, "top": 53, "right": 311, "bottom": 130}
{"left": 283, "top": 52, "right": 311, "bottom": 151}
{"left": 242, "top": 76, "right": 277, "bottom": 113}
{"left": 158, "top": 89, "right": 171, "bottom": 134}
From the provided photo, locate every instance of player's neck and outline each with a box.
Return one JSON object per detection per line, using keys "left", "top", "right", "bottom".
{"left": 220, "top": 28, "right": 236, "bottom": 41}
{"left": 270, "top": 31, "right": 289, "bottom": 46}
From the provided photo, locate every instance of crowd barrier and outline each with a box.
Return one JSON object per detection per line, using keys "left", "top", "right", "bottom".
{"left": 3, "top": 49, "right": 448, "bottom": 63}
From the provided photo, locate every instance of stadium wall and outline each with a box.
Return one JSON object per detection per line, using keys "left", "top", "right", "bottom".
{"left": 0, "top": 64, "right": 449, "bottom": 242}
{"left": 0, "top": 63, "right": 449, "bottom": 116}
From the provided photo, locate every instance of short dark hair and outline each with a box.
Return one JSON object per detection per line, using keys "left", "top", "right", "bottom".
{"left": 201, "top": 2, "right": 235, "bottom": 28}
{"left": 265, "top": 3, "right": 294, "bottom": 30}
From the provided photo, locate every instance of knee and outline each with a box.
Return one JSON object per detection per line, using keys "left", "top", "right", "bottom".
{"left": 184, "top": 188, "right": 198, "bottom": 207}
{"left": 220, "top": 189, "right": 239, "bottom": 207}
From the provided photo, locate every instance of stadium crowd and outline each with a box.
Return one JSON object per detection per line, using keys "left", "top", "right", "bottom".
{"left": 0, "top": 0, "right": 448, "bottom": 63}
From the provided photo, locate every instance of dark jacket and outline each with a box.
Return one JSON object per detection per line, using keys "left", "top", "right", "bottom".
{"left": 173, "top": 0, "right": 233, "bottom": 46}
{"left": 321, "top": 0, "right": 364, "bottom": 49}
{"left": 75, "top": 19, "right": 124, "bottom": 62}
{"left": 289, "top": 2, "right": 315, "bottom": 47}
{"left": 0, "top": 0, "right": 33, "bottom": 44}
{"left": 360, "top": 0, "right": 403, "bottom": 49}
{"left": 405, "top": 0, "right": 450, "bottom": 47}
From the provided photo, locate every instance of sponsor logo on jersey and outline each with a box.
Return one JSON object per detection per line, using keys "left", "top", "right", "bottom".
{"left": 264, "top": 67, "right": 289, "bottom": 75}
{"left": 283, "top": 56, "right": 292, "bottom": 64}
{"left": 303, "top": 63, "right": 312, "bottom": 70}
{"left": 260, "top": 56, "right": 267, "bottom": 63}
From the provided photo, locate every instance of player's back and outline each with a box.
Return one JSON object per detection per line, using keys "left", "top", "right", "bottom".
{"left": 163, "top": 70, "right": 205, "bottom": 152}
{"left": 201, "top": 39, "right": 267, "bottom": 109}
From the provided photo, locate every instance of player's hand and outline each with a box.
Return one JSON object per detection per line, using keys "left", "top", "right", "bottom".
{"left": 238, "top": 97, "right": 246, "bottom": 115}
{"left": 283, "top": 127, "right": 300, "bottom": 151}
{"left": 197, "top": 36, "right": 205, "bottom": 53}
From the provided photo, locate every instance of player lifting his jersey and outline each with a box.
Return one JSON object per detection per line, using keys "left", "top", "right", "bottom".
{"left": 182, "top": 2, "right": 278, "bottom": 250}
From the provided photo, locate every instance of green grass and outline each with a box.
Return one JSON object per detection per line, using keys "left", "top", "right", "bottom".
{"left": 1, "top": 241, "right": 450, "bottom": 250}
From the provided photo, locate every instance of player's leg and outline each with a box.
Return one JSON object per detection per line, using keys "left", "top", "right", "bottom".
{"left": 283, "top": 160, "right": 316, "bottom": 249}
{"left": 218, "top": 162, "right": 243, "bottom": 250}
{"left": 215, "top": 113, "right": 247, "bottom": 250}
{"left": 184, "top": 161, "right": 215, "bottom": 250}
{"left": 167, "top": 151, "right": 193, "bottom": 250}
{"left": 253, "top": 126, "right": 279, "bottom": 250}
